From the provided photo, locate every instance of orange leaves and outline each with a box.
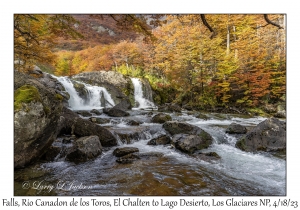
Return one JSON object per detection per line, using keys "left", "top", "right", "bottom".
{"left": 14, "top": 14, "right": 82, "bottom": 72}
{"left": 54, "top": 40, "right": 145, "bottom": 76}
{"left": 50, "top": 14, "right": 285, "bottom": 108}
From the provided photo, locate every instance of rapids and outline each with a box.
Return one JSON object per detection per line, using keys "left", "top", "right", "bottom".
{"left": 14, "top": 76, "right": 286, "bottom": 196}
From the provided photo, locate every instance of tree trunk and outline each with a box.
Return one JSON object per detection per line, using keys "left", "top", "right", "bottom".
{"left": 227, "top": 25, "right": 230, "bottom": 55}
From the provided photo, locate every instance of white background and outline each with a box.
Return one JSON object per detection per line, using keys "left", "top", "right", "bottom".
{"left": 1, "top": 0, "right": 298, "bottom": 209}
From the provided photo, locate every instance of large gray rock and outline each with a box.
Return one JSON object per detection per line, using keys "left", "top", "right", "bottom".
{"left": 89, "top": 117, "right": 110, "bottom": 124}
{"left": 41, "top": 146, "right": 61, "bottom": 161}
{"left": 66, "top": 136, "right": 102, "bottom": 162}
{"left": 38, "top": 73, "right": 69, "bottom": 106}
{"left": 113, "top": 147, "right": 139, "bottom": 157}
{"left": 103, "top": 108, "right": 130, "bottom": 117}
{"left": 151, "top": 113, "right": 172, "bottom": 124}
{"left": 38, "top": 73, "right": 65, "bottom": 92}
{"left": 225, "top": 123, "right": 247, "bottom": 134}
{"left": 76, "top": 110, "right": 93, "bottom": 117}
{"left": 90, "top": 109, "right": 102, "bottom": 115}
{"left": 171, "top": 134, "right": 213, "bottom": 154}
{"left": 236, "top": 118, "right": 286, "bottom": 152}
{"left": 60, "top": 107, "right": 117, "bottom": 147}
{"left": 14, "top": 71, "right": 64, "bottom": 168}
{"left": 113, "top": 98, "right": 132, "bottom": 111}
{"left": 163, "top": 121, "right": 208, "bottom": 136}
{"left": 147, "top": 135, "right": 171, "bottom": 145}
{"left": 73, "top": 81, "right": 89, "bottom": 101}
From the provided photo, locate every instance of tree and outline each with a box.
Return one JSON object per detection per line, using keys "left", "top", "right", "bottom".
{"left": 14, "top": 14, "right": 82, "bottom": 72}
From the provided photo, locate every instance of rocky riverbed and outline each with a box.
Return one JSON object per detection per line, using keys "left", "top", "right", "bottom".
{"left": 14, "top": 70, "right": 286, "bottom": 196}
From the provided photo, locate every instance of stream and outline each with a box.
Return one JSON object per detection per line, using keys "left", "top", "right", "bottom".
{"left": 14, "top": 76, "right": 286, "bottom": 196}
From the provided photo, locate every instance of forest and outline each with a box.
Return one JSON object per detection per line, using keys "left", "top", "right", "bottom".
{"left": 13, "top": 14, "right": 287, "bottom": 196}
{"left": 14, "top": 14, "right": 286, "bottom": 113}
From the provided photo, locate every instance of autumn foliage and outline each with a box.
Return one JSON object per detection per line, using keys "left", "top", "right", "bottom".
{"left": 14, "top": 14, "right": 286, "bottom": 109}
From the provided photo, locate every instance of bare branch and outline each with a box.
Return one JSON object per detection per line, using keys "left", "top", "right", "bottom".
{"left": 200, "top": 14, "right": 217, "bottom": 39}
{"left": 264, "top": 14, "right": 284, "bottom": 29}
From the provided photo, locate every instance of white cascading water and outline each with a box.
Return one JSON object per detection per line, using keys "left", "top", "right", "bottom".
{"left": 55, "top": 77, "right": 85, "bottom": 110}
{"left": 131, "top": 78, "right": 156, "bottom": 109}
{"left": 55, "top": 76, "right": 115, "bottom": 110}
{"left": 84, "top": 84, "right": 115, "bottom": 108}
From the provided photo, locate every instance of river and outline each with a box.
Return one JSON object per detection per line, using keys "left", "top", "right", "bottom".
{"left": 14, "top": 76, "right": 286, "bottom": 196}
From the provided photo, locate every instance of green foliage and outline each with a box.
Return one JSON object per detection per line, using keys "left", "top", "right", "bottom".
{"left": 14, "top": 85, "right": 41, "bottom": 111}
{"left": 55, "top": 58, "right": 70, "bottom": 76}
{"left": 114, "top": 64, "right": 144, "bottom": 77}
{"left": 47, "top": 14, "right": 285, "bottom": 113}
{"left": 246, "top": 107, "right": 269, "bottom": 117}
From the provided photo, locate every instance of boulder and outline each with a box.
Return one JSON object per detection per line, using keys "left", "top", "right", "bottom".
{"left": 41, "top": 146, "right": 61, "bottom": 161}
{"left": 127, "top": 120, "right": 141, "bottom": 126}
{"left": 113, "top": 147, "right": 139, "bottom": 157}
{"left": 274, "top": 110, "right": 286, "bottom": 118}
{"left": 89, "top": 117, "right": 111, "bottom": 124}
{"left": 90, "top": 109, "right": 102, "bottom": 115}
{"left": 147, "top": 135, "right": 171, "bottom": 145}
{"left": 66, "top": 136, "right": 102, "bottom": 162}
{"left": 103, "top": 108, "right": 130, "bottom": 117}
{"left": 151, "top": 113, "right": 172, "bottom": 124}
{"left": 163, "top": 121, "right": 208, "bottom": 136}
{"left": 235, "top": 118, "right": 286, "bottom": 152}
{"left": 225, "top": 123, "right": 247, "bottom": 134}
{"left": 73, "top": 81, "right": 89, "bottom": 101}
{"left": 60, "top": 107, "right": 117, "bottom": 147}
{"left": 61, "top": 135, "right": 77, "bottom": 144}
{"left": 76, "top": 110, "right": 93, "bottom": 117}
{"left": 14, "top": 71, "right": 64, "bottom": 168}
{"left": 113, "top": 98, "right": 132, "bottom": 111}
{"left": 38, "top": 73, "right": 65, "bottom": 92}
{"left": 171, "top": 134, "right": 213, "bottom": 154}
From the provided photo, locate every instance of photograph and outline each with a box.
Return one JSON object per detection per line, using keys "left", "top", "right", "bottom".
{"left": 13, "top": 14, "right": 287, "bottom": 197}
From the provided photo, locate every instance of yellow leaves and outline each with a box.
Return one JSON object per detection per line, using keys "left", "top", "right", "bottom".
{"left": 14, "top": 14, "right": 82, "bottom": 72}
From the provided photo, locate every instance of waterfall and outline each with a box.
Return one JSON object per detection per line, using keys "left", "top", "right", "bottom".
{"left": 55, "top": 77, "right": 85, "bottom": 110}
{"left": 55, "top": 76, "right": 115, "bottom": 110}
{"left": 131, "top": 78, "right": 156, "bottom": 110}
{"left": 84, "top": 84, "right": 115, "bottom": 108}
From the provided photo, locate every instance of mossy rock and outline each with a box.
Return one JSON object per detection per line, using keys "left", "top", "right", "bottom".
{"left": 151, "top": 113, "right": 172, "bottom": 124}
{"left": 235, "top": 137, "right": 247, "bottom": 151}
{"left": 14, "top": 85, "right": 41, "bottom": 112}
{"left": 55, "top": 94, "right": 64, "bottom": 101}
{"left": 122, "top": 81, "right": 135, "bottom": 107}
